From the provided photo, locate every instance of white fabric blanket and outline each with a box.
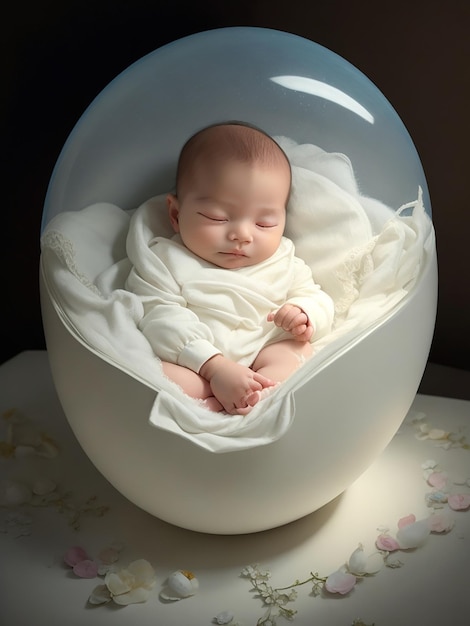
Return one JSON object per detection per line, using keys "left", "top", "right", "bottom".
{"left": 40, "top": 139, "right": 434, "bottom": 452}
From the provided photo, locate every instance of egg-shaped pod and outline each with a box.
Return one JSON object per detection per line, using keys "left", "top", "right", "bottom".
{"left": 40, "top": 27, "right": 437, "bottom": 534}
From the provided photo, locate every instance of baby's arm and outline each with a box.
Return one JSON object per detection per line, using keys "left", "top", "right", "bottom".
{"left": 282, "top": 256, "right": 335, "bottom": 341}
{"left": 126, "top": 245, "right": 221, "bottom": 369}
{"left": 200, "top": 355, "right": 276, "bottom": 415}
{"left": 267, "top": 304, "right": 313, "bottom": 342}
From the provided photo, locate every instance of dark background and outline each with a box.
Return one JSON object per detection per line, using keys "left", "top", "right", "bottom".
{"left": 3, "top": 1, "right": 469, "bottom": 388}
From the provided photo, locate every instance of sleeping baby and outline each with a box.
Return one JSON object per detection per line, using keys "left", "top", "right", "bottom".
{"left": 125, "top": 122, "right": 334, "bottom": 414}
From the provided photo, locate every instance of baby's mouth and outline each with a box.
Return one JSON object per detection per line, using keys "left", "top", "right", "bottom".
{"left": 223, "top": 249, "right": 247, "bottom": 256}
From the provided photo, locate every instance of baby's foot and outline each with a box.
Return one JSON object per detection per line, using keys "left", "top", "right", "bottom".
{"left": 202, "top": 396, "right": 225, "bottom": 412}
{"left": 244, "top": 383, "right": 281, "bottom": 408}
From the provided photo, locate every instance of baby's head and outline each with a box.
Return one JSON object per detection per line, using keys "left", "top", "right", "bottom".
{"left": 167, "top": 122, "right": 291, "bottom": 269}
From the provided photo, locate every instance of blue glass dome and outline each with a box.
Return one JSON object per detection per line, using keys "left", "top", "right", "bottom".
{"left": 42, "top": 26, "right": 430, "bottom": 231}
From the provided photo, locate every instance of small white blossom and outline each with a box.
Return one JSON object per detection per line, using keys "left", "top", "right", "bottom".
{"left": 214, "top": 610, "right": 235, "bottom": 624}
{"left": 241, "top": 564, "right": 271, "bottom": 582}
{"left": 160, "top": 570, "right": 199, "bottom": 601}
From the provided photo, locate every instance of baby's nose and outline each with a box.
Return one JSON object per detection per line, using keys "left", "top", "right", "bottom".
{"left": 229, "top": 222, "right": 253, "bottom": 242}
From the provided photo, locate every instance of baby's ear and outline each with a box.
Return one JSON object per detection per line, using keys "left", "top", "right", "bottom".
{"left": 167, "top": 193, "right": 180, "bottom": 232}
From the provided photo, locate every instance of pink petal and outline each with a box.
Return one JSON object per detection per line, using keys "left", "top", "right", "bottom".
{"left": 325, "top": 570, "right": 356, "bottom": 595}
{"left": 448, "top": 494, "right": 470, "bottom": 511}
{"left": 427, "top": 472, "right": 447, "bottom": 490}
{"left": 64, "top": 546, "right": 89, "bottom": 567}
{"left": 98, "top": 547, "right": 120, "bottom": 565}
{"left": 376, "top": 534, "right": 400, "bottom": 552}
{"left": 397, "top": 514, "right": 416, "bottom": 529}
{"left": 73, "top": 559, "right": 99, "bottom": 578}
{"left": 428, "top": 512, "right": 455, "bottom": 533}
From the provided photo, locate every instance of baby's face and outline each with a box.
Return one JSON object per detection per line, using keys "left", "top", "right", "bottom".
{"left": 167, "top": 158, "right": 290, "bottom": 269}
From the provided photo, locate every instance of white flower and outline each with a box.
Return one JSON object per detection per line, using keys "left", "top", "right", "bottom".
{"left": 90, "top": 559, "right": 156, "bottom": 605}
{"left": 347, "top": 544, "right": 384, "bottom": 576}
{"left": 214, "top": 610, "right": 235, "bottom": 624}
{"left": 160, "top": 570, "right": 199, "bottom": 601}
{"left": 241, "top": 564, "right": 270, "bottom": 582}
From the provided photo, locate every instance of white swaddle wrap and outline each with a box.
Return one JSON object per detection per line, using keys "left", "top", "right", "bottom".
{"left": 40, "top": 139, "right": 434, "bottom": 452}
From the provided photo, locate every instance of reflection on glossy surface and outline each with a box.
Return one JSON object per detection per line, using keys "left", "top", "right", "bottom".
{"left": 270, "top": 75, "right": 375, "bottom": 124}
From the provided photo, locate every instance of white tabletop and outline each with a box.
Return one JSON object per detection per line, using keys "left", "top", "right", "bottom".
{"left": 1, "top": 351, "right": 469, "bottom": 626}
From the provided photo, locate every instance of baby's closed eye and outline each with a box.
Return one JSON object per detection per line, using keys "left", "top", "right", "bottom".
{"left": 198, "top": 212, "right": 228, "bottom": 222}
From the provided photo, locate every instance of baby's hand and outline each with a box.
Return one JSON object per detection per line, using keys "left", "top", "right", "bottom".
{"left": 200, "top": 355, "right": 275, "bottom": 415}
{"left": 268, "top": 304, "right": 313, "bottom": 342}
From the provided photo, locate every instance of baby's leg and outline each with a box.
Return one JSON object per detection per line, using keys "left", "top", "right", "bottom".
{"left": 245, "top": 339, "right": 312, "bottom": 405}
{"left": 161, "top": 362, "right": 223, "bottom": 412}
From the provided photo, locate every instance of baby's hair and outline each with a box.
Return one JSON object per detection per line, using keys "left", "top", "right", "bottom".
{"left": 174, "top": 121, "right": 292, "bottom": 197}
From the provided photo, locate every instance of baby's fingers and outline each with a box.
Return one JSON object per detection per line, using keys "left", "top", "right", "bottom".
{"left": 269, "top": 307, "right": 295, "bottom": 328}
{"left": 292, "top": 326, "right": 314, "bottom": 342}
{"left": 291, "top": 323, "right": 308, "bottom": 336}
{"left": 252, "top": 372, "right": 276, "bottom": 388}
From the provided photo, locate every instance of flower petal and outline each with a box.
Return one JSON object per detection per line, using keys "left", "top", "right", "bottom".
{"left": 425, "top": 491, "right": 448, "bottom": 507}
{"left": 428, "top": 512, "right": 455, "bottom": 533}
{"left": 348, "top": 545, "right": 367, "bottom": 575}
{"left": 32, "top": 478, "right": 57, "bottom": 496}
{"left": 88, "top": 584, "right": 112, "bottom": 605}
{"left": 166, "top": 570, "right": 198, "bottom": 598}
{"left": 98, "top": 563, "right": 116, "bottom": 576}
{"left": 73, "top": 559, "right": 99, "bottom": 579}
{"left": 215, "top": 611, "right": 235, "bottom": 624}
{"left": 376, "top": 534, "right": 400, "bottom": 552}
{"left": 105, "top": 570, "right": 133, "bottom": 595}
{"left": 112, "top": 586, "right": 152, "bottom": 605}
{"left": 1, "top": 480, "right": 32, "bottom": 507}
{"left": 427, "top": 472, "right": 448, "bottom": 490}
{"left": 397, "top": 514, "right": 416, "bottom": 529}
{"left": 64, "top": 546, "right": 90, "bottom": 567}
{"left": 448, "top": 494, "right": 470, "bottom": 511}
{"left": 127, "top": 559, "right": 156, "bottom": 587}
{"left": 98, "top": 547, "right": 120, "bottom": 565}
{"left": 397, "top": 519, "right": 430, "bottom": 548}
{"left": 427, "top": 428, "right": 448, "bottom": 440}
{"left": 363, "top": 552, "right": 384, "bottom": 574}
{"left": 325, "top": 570, "right": 356, "bottom": 595}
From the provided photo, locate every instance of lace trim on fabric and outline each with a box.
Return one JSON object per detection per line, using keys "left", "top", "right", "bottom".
{"left": 333, "top": 188, "right": 427, "bottom": 317}
{"left": 41, "top": 230, "right": 102, "bottom": 296}
{"left": 334, "top": 239, "right": 377, "bottom": 316}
